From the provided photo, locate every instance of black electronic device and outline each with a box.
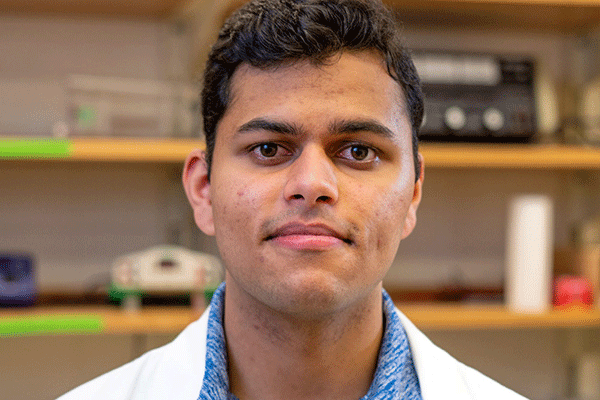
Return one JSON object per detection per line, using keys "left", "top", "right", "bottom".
{"left": 412, "top": 51, "right": 537, "bottom": 142}
{"left": 0, "top": 254, "right": 36, "bottom": 306}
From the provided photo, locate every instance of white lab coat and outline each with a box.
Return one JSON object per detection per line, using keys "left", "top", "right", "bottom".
{"left": 57, "top": 306, "right": 527, "bottom": 400}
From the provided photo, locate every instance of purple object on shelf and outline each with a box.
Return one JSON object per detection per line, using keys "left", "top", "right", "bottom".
{"left": 0, "top": 254, "right": 36, "bottom": 306}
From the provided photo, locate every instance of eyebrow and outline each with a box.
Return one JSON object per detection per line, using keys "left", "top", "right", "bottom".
{"left": 236, "top": 119, "right": 303, "bottom": 136}
{"left": 235, "top": 117, "right": 396, "bottom": 139}
{"left": 328, "top": 119, "right": 395, "bottom": 139}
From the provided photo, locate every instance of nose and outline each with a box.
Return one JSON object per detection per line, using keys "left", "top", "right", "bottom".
{"left": 283, "top": 144, "right": 339, "bottom": 206}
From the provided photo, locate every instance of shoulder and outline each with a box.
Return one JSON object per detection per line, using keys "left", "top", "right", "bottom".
{"left": 394, "top": 307, "right": 528, "bottom": 400}
{"left": 56, "top": 308, "right": 210, "bottom": 400}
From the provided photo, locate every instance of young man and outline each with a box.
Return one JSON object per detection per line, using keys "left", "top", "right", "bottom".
{"left": 59, "top": 0, "right": 527, "bottom": 399}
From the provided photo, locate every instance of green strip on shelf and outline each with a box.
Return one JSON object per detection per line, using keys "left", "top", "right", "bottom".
{"left": 0, "top": 315, "right": 104, "bottom": 337}
{"left": 0, "top": 138, "right": 72, "bottom": 159}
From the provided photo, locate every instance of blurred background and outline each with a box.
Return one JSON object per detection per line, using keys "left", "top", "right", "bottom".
{"left": 3, "top": 0, "right": 600, "bottom": 399}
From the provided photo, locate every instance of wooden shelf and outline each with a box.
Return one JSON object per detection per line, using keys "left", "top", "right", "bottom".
{"left": 1, "top": 304, "right": 599, "bottom": 337}
{"left": 4, "top": 138, "right": 600, "bottom": 169}
{"left": 0, "top": 137, "right": 204, "bottom": 163}
{"left": 0, "top": 306, "right": 203, "bottom": 336}
{"left": 68, "top": 138, "right": 204, "bottom": 163}
{"left": 195, "top": 0, "right": 600, "bottom": 33}
{"left": 0, "top": 0, "right": 189, "bottom": 19}
{"left": 385, "top": 0, "right": 600, "bottom": 33}
{"left": 400, "top": 303, "right": 600, "bottom": 330}
{"left": 421, "top": 143, "right": 600, "bottom": 170}
{"left": 3, "top": 0, "right": 600, "bottom": 32}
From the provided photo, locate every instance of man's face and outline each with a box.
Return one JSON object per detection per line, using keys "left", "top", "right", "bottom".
{"left": 188, "top": 51, "right": 423, "bottom": 317}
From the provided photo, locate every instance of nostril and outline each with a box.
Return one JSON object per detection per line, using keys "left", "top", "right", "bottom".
{"left": 316, "top": 195, "right": 331, "bottom": 203}
{"left": 291, "top": 194, "right": 303, "bottom": 200}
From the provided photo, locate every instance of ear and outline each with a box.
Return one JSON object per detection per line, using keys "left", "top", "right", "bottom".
{"left": 401, "top": 153, "right": 424, "bottom": 240}
{"left": 182, "top": 149, "right": 215, "bottom": 236}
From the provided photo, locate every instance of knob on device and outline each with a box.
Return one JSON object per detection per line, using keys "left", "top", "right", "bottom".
{"left": 444, "top": 106, "right": 467, "bottom": 131}
{"left": 483, "top": 108, "right": 505, "bottom": 132}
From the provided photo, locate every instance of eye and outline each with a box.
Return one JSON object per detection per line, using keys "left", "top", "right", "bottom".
{"left": 338, "top": 144, "right": 377, "bottom": 163}
{"left": 350, "top": 145, "right": 370, "bottom": 161}
{"left": 257, "top": 143, "right": 278, "bottom": 158}
{"left": 248, "top": 142, "right": 292, "bottom": 165}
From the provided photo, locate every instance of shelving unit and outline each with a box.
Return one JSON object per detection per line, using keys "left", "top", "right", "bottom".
{"left": 4, "top": 2, "right": 600, "bottom": 398}
{"left": 4, "top": 137, "right": 599, "bottom": 338}
{"left": 1, "top": 0, "right": 599, "bottom": 334}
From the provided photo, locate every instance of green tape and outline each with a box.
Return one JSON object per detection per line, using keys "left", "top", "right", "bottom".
{"left": 0, "top": 139, "right": 72, "bottom": 159}
{"left": 0, "top": 315, "right": 103, "bottom": 337}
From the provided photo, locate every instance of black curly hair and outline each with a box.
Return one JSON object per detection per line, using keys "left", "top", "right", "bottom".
{"left": 201, "top": 0, "right": 423, "bottom": 181}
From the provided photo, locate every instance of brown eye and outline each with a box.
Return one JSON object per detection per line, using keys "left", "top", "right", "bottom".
{"left": 336, "top": 143, "right": 378, "bottom": 167}
{"left": 259, "top": 143, "right": 278, "bottom": 157}
{"left": 249, "top": 142, "right": 292, "bottom": 165}
{"left": 350, "top": 145, "right": 369, "bottom": 161}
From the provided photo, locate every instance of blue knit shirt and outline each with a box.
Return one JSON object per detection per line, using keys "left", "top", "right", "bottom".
{"left": 197, "top": 283, "right": 422, "bottom": 400}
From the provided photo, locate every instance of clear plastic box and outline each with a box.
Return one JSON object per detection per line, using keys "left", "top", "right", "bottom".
{"left": 66, "top": 75, "right": 199, "bottom": 138}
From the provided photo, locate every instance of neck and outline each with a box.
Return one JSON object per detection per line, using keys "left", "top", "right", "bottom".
{"left": 224, "top": 279, "right": 384, "bottom": 400}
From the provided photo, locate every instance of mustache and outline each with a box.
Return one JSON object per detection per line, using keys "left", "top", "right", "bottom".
{"left": 260, "top": 209, "right": 358, "bottom": 243}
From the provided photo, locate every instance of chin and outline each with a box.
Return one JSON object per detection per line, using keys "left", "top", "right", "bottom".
{"left": 264, "top": 272, "right": 364, "bottom": 318}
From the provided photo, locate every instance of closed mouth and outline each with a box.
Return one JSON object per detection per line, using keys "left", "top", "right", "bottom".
{"left": 266, "top": 222, "right": 353, "bottom": 245}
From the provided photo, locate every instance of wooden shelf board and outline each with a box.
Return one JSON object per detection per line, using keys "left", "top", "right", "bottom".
{"left": 1, "top": 304, "right": 599, "bottom": 336}
{"left": 0, "top": 0, "right": 188, "bottom": 19}
{"left": 101, "top": 306, "right": 203, "bottom": 334}
{"left": 4, "top": 138, "right": 600, "bottom": 169}
{"left": 68, "top": 137, "right": 204, "bottom": 163}
{"left": 420, "top": 143, "right": 600, "bottom": 169}
{"left": 208, "top": 0, "right": 600, "bottom": 34}
{"left": 61, "top": 141, "right": 600, "bottom": 169}
{"left": 386, "top": 0, "right": 600, "bottom": 33}
{"left": 400, "top": 303, "right": 600, "bottom": 330}
{"left": 0, "top": 306, "right": 203, "bottom": 336}
{"left": 0, "top": 137, "right": 205, "bottom": 163}
{"left": 3, "top": 0, "right": 600, "bottom": 20}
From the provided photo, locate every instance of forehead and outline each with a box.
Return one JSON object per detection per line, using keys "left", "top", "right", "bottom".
{"left": 226, "top": 51, "right": 407, "bottom": 125}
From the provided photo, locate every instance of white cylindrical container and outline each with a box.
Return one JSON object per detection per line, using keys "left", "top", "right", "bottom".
{"left": 577, "top": 353, "right": 600, "bottom": 400}
{"left": 505, "top": 195, "right": 554, "bottom": 313}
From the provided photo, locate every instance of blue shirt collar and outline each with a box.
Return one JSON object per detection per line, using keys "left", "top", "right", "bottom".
{"left": 198, "top": 283, "right": 421, "bottom": 400}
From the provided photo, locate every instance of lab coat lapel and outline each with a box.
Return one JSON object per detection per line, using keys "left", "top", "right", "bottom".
{"left": 396, "top": 308, "right": 474, "bottom": 400}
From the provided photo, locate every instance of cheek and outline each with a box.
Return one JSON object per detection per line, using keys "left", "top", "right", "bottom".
{"left": 211, "top": 175, "right": 273, "bottom": 244}
{"left": 214, "top": 182, "right": 251, "bottom": 231}
{"left": 210, "top": 179, "right": 257, "bottom": 275}
{"left": 360, "top": 184, "right": 411, "bottom": 251}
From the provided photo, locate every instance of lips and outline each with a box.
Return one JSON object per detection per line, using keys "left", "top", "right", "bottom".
{"left": 266, "top": 222, "right": 352, "bottom": 249}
